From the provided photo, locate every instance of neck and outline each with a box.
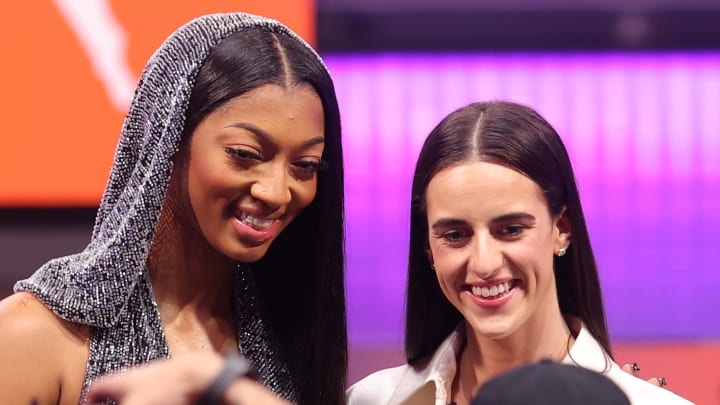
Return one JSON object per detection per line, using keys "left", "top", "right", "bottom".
{"left": 453, "top": 306, "right": 573, "bottom": 404}
{"left": 143, "top": 174, "right": 242, "bottom": 356}
{"left": 147, "top": 202, "right": 237, "bottom": 320}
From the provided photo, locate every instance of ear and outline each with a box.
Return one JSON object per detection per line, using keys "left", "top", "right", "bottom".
{"left": 554, "top": 206, "right": 572, "bottom": 254}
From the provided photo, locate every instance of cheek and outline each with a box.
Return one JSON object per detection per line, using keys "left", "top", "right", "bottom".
{"left": 435, "top": 269, "right": 456, "bottom": 289}
{"left": 533, "top": 239, "right": 558, "bottom": 277}
{"left": 186, "top": 163, "right": 235, "bottom": 225}
{"left": 431, "top": 247, "right": 465, "bottom": 287}
{"left": 507, "top": 236, "right": 553, "bottom": 268}
{"left": 434, "top": 267, "right": 463, "bottom": 307}
{"left": 292, "top": 179, "right": 318, "bottom": 211}
{"left": 514, "top": 245, "right": 556, "bottom": 287}
{"left": 187, "top": 167, "right": 211, "bottom": 208}
{"left": 188, "top": 158, "right": 232, "bottom": 196}
{"left": 430, "top": 244, "right": 463, "bottom": 270}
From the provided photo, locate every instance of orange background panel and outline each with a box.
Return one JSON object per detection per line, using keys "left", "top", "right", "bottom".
{"left": 0, "top": 0, "right": 314, "bottom": 207}
{"left": 348, "top": 343, "right": 720, "bottom": 405}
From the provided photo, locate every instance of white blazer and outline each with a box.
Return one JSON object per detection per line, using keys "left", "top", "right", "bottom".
{"left": 347, "top": 324, "right": 694, "bottom": 405}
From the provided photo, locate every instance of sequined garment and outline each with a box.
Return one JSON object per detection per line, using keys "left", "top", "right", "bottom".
{"left": 15, "top": 12, "right": 327, "bottom": 404}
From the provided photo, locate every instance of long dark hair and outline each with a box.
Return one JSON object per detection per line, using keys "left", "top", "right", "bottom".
{"left": 405, "top": 100, "right": 610, "bottom": 364}
{"left": 183, "top": 28, "right": 346, "bottom": 405}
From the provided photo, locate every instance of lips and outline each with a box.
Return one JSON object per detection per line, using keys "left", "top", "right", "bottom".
{"left": 464, "top": 279, "right": 519, "bottom": 308}
{"left": 230, "top": 208, "right": 282, "bottom": 244}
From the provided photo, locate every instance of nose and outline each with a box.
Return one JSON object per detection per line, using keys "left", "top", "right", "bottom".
{"left": 467, "top": 233, "right": 503, "bottom": 279}
{"left": 250, "top": 164, "right": 292, "bottom": 210}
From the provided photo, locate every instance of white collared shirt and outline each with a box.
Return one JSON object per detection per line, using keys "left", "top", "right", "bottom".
{"left": 347, "top": 324, "right": 694, "bottom": 405}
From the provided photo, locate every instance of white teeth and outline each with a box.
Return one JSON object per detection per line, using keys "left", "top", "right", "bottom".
{"left": 471, "top": 281, "right": 512, "bottom": 299}
{"left": 239, "top": 212, "right": 273, "bottom": 230}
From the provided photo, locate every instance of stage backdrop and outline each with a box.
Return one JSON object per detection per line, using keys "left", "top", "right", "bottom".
{"left": 1, "top": 3, "right": 717, "bottom": 402}
{"left": 0, "top": 0, "right": 314, "bottom": 206}
{"left": 324, "top": 53, "right": 720, "bottom": 403}
{"left": 326, "top": 52, "right": 720, "bottom": 345}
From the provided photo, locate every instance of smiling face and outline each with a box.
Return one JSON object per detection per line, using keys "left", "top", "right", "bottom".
{"left": 183, "top": 83, "right": 325, "bottom": 263}
{"left": 425, "top": 161, "right": 571, "bottom": 340}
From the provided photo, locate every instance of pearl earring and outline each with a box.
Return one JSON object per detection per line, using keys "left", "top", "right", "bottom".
{"left": 557, "top": 247, "right": 567, "bottom": 257}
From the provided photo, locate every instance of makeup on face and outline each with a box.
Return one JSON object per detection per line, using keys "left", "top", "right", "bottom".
{"left": 425, "top": 161, "right": 566, "bottom": 339}
{"left": 186, "top": 84, "right": 325, "bottom": 263}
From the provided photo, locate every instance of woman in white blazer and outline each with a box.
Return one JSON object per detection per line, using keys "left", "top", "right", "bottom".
{"left": 348, "top": 101, "right": 693, "bottom": 405}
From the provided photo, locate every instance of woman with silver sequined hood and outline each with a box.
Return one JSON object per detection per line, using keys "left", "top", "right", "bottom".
{"left": 0, "top": 13, "right": 347, "bottom": 405}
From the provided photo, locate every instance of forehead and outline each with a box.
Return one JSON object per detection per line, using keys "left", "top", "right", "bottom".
{"left": 425, "top": 161, "right": 548, "bottom": 218}
{"left": 222, "top": 83, "right": 321, "bottom": 114}
{"left": 207, "top": 83, "right": 325, "bottom": 136}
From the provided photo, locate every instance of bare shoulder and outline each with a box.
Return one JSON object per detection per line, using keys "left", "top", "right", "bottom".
{"left": 0, "top": 291, "right": 90, "bottom": 405}
{"left": 0, "top": 291, "right": 89, "bottom": 340}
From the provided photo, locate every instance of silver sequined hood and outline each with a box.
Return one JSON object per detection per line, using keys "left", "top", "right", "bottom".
{"left": 15, "top": 13, "right": 326, "bottom": 402}
{"left": 16, "top": 12, "right": 324, "bottom": 328}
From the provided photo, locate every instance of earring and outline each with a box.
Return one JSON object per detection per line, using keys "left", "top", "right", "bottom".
{"left": 430, "top": 264, "right": 436, "bottom": 270}
{"left": 557, "top": 247, "right": 567, "bottom": 257}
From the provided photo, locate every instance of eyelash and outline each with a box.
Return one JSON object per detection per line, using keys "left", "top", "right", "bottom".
{"left": 435, "top": 224, "right": 530, "bottom": 245}
{"left": 293, "top": 160, "right": 329, "bottom": 173}
{"left": 498, "top": 224, "right": 528, "bottom": 237}
{"left": 225, "top": 147, "right": 261, "bottom": 161}
{"left": 438, "top": 230, "right": 468, "bottom": 244}
{"left": 224, "top": 147, "right": 328, "bottom": 174}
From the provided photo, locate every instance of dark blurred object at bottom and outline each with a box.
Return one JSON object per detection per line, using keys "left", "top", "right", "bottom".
{"left": 472, "top": 359, "right": 631, "bottom": 405}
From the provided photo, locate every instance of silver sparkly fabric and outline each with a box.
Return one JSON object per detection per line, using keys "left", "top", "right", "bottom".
{"left": 14, "top": 12, "right": 327, "bottom": 404}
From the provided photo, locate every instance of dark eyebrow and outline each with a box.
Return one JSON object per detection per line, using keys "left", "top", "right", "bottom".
{"left": 226, "top": 122, "right": 324, "bottom": 148}
{"left": 431, "top": 218, "right": 467, "bottom": 231}
{"left": 430, "top": 212, "right": 535, "bottom": 231}
{"left": 491, "top": 212, "right": 536, "bottom": 224}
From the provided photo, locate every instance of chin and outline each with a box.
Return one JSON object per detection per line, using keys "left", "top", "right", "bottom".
{"left": 466, "top": 314, "right": 519, "bottom": 340}
{"left": 229, "top": 247, "right": 271, "bottom": 263}
{"left": 214, "top": 240, "right": 274, "bottom": 263}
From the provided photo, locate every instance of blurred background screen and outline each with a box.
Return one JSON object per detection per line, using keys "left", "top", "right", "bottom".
{"left": 1, "top": 1, "right": 718, "bottom": 403}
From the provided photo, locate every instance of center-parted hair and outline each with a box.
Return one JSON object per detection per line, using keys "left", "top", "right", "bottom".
{"left": 405, "top": 100, "right": 610, "bottom": 364}
{"left": 184, "top": 28, "right": 347, "bottom": 405}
